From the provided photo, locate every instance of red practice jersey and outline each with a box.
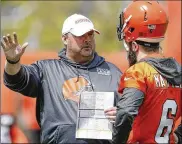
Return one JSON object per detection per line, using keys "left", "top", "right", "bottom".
{"left": 119, "top": 61, "right": 181, "bottom": 143}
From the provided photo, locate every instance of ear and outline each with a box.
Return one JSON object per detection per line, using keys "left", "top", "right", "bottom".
{"left": 159, "top": 46, "right": 164, "bottom": 54}
{"left": 131, "top": 41, "right": 139, "bottom": 52}
{"left": 62, "top": 35, "right": 68, "bottom": 45}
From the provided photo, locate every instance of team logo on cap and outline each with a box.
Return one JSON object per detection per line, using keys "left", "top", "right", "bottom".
{"left": 75, "top": 19, "right": 91, "bottom": 24}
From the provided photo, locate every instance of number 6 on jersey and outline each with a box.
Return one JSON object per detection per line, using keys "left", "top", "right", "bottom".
{"left": 155, "top": 100, "right": 177, "bottom": 143}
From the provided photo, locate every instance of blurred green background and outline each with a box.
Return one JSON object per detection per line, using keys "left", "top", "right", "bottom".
{"left": 1, "top": 1, "right": 129, "bottom": 53}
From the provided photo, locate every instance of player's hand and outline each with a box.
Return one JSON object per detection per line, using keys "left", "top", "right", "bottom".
{"left": 104, "top": 107, "right": 117, "bottom": 123}
{"left": 1, "top": 32, "right": 28, "bottom": 63}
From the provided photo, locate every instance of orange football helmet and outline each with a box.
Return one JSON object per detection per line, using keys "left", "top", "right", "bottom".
{"left": 117, "top": 0, "right": 169, "bottom": 43}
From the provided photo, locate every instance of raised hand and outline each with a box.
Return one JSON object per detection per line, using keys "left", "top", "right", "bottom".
{"left": 1, "top": 32, "right": 28, "bottom": 63}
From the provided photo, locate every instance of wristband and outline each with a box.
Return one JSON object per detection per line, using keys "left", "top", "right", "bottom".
{"left": 6, "top": 58, "right": 20, "bottom": 64}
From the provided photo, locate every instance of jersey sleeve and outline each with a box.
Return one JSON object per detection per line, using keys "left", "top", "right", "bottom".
{"left": 118, "top": 63, "right": 147, "bottom": 95}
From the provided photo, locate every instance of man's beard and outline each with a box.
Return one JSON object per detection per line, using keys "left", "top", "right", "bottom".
{"left": 127, "top": 49, "right": 137, "bottom": 67}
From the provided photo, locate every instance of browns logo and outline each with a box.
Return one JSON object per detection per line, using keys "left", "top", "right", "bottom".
{"left": 62, "top": 76, "right": 90, "bottom": 103}
{"left": 75, "top": 18, "right": 91, "bottom": 24}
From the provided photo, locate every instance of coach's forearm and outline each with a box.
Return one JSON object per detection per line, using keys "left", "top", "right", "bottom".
{"left": 5, "top": 60, "right": 21, "bottom": 75}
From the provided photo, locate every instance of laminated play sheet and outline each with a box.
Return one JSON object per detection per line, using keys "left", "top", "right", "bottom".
{"left": 76, "top": 92, "right": 114, "bottom": 140}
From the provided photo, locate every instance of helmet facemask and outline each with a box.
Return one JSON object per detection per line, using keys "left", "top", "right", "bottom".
{"left": 117, "top": 11, "right": 132, "bottom": 42}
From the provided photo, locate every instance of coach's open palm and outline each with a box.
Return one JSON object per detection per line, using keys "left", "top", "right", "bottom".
{"left": 1, "top": 32, "right": 28, "bottom": 62}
